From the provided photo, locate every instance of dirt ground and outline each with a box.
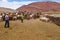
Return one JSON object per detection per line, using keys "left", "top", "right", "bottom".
{"left": 0, "top": 19, "right": 60, "bottom": 40}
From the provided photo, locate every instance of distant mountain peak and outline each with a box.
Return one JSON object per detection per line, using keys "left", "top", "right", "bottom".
{"left": 16, "top": 2, "right": 60, "bottom": 12}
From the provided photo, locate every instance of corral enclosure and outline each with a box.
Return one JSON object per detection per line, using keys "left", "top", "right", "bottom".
{"left": 0, "top": 19, "right": 60, "bottom": 40}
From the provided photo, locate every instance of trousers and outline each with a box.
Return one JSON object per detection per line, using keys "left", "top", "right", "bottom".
{"left": 4, "top": 20, "right": 9, "bottom": 28}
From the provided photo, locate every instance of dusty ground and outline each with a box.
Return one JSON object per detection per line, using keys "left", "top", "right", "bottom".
{"left": 0, "top": 19, "right": 60, "bottom": 40}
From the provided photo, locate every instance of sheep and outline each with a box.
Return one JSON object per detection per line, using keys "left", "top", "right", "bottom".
{"left": 0, "top": 15, "right": 3, "bottom": 21}
{"left": 13, "top": 15, "right": 17, "bottom": 20}
{"left": 40, "top": 15, "right": 50, "bottom": 22}
{"left": 30, "top": 14, "right": 34, "bottom": 19}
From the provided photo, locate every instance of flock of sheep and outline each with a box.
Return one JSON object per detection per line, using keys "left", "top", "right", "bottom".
{"left": 0, "top": 12, "right": 40, "bottom": 21}
{"left": 0, "top": 12, "right": 60, "bottom": 26}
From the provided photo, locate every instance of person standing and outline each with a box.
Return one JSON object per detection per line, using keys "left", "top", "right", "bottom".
{"left": 4, "top": 14, "right": 10, "bottom": 28}
{"left": 20, "top": 14, "right": 24, "bottom": 23}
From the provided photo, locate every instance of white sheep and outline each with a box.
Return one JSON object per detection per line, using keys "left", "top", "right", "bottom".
{"left": 40, "top": 16, "right": 49, "bottom": 22}
{"left": 0, "top": 15, "right": 3, "bottom": 21}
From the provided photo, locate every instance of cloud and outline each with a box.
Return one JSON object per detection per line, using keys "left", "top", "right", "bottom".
{"left": 0, "top": 0, "right": 8, "bottom": 2}
{"left": 0, "top": 0, "right": 59, "bottom": 10}
{"left": 0, "top": 0, "right": 35, "bottom": 9}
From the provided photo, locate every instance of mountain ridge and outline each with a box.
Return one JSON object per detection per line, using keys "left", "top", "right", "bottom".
{"left": 16, "top": 2, "right": 60, "bottom": 13}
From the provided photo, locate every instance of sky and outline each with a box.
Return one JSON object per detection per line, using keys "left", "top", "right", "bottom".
{"left": 0, "top": 0, "right": 60, "bottom": 9}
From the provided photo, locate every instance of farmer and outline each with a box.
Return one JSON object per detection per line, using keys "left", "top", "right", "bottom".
{"left": 4, "top": 13, "right": 10, "bottom": 28}
{"left": 19, "top": 14, "right": 24, "bottom": 23}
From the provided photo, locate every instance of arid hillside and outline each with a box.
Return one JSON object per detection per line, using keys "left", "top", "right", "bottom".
{"left": 16, "top": 2, "right": 60, "bottom": 12}
{"left": 0, "top": 7, "right": 16, "bottom": 13}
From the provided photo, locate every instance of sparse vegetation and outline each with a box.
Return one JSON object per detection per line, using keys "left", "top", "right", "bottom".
{"left": 0, "top": 19, "right": 60, "bottom": 40}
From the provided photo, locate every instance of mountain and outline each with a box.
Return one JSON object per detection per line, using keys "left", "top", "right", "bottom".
{"left": 0, "top": 7, "right": 16, "bottom": 13}
{"left": 16, "top": 2, "right": 60, "bottom": 13}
